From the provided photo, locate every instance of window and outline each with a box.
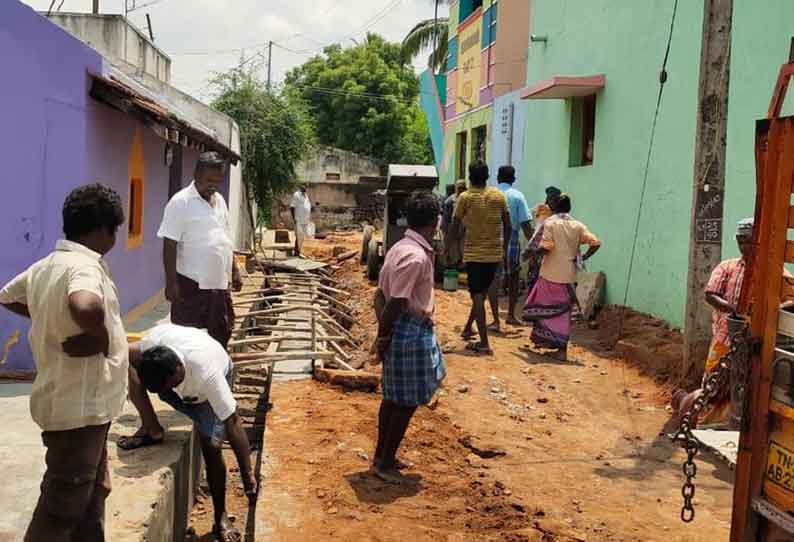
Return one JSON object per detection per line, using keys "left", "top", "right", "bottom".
{"left": 473, "top": 125, "right": 487, "bottom": 162}
{"left": 481, "top": 3, "right": 497, "bottom": 48}
{"left": 128, "top": 177, "right": 144, "bottom": 248}
{"left": 459, "top": 0, "right": 484, "bottom": 24}
{"left": 569, "top": 94, "right": 596, "bottom": 167}
{"left": 457, "top": 131, "right": 468, "bottom": 180}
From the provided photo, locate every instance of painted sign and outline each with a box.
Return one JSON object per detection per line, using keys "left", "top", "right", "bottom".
{"left": 456, "top": 15, "right": 482, "bottom": 114}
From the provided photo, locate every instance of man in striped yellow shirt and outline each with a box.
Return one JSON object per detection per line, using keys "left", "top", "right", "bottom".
{"left": 452, "top": 160, "right": 511, "bottom": 355}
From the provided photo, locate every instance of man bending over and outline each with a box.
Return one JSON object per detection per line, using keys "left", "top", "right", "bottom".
{"left": 119, "top": 323, "right": 256, "bottom": 542}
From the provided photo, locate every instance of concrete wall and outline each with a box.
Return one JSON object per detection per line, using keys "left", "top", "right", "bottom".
{"left": 440, "top": 105, "right": 493, "bottom": 188}
{"left": 47, "top": 13, "right": 171, "bottom": 82}
{"left": 493, "top": 0, "right": 531, "bottom": 98}
{"left": 518, "top": 0, "right": 794, "bottom": 328}
{"left": 0, "top": 2, "right": 203, "bottom": 371}
{"left": 420, "top": 71, "right": 446, "bottom": 169}
{"left": 491, "top": 89, "right": 527, "bottom": 183}
{"left": 296, "top": 146, "right": 382, "bottom": 184}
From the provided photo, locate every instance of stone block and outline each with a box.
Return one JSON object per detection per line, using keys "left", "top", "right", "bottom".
{"left": 576, "top": 271, "right": 605, "bottom": 320}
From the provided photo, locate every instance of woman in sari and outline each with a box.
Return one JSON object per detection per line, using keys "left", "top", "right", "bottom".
{"left": 525, "top": 186, "right": 562, "bottom": 294}
{"left": 522, "top": 194, "right": 601, "bottom": 360}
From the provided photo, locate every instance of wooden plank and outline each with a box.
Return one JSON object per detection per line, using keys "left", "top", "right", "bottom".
{"left": 228, "top": 335, "right": 346, "bottom": 347}
{"left": 232, "top": 351, "right": 336, "bottom": 362}
{"left": 733, "top": 117, "right": 794, "bottom": 542}
{"left": 788, "top": 206, "right": 794, "bottom": 228}
{"left": 233, "top": 304, "right": 319, "bottom": 320}
{"left": 786, "top": 241, "right": 794, "bottom": 263}
{"left": 329, "top": 340, "right": 352, "bottom": 361}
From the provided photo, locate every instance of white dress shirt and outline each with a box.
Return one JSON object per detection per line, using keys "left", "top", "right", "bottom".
{"left": 290, "top": 191, "right": 312, "bottom": 225}
{"left": 157, "top": 181, "right": 234, "bottom": 290}
{"left": 0, "top": 241, "right": 128, "bottom": 432}
{"left": 139, "top": 323, "right": 236, "bottom": 422}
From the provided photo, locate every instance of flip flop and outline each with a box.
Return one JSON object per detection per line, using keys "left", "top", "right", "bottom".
{"left": 465, "top": 342, "right": 494, "bottom": 355}
{"left": 117, "top": 433, "right": 164, "bottom": 451}
{"left": 213, "top": 524, "right": 242, "bottom": 542}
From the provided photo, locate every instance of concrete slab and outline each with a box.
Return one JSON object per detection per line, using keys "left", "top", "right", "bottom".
{"left": 692, "top": 429, "right": 739, "bottom": 467}
{"left": 0, "top": 384, "right": 201, "bottom": 542}
{"left": 126, "top": 300, "right": 171, "bottom": 333}
{"left": 0, "top": 383, "right": 41, "bottom": 541}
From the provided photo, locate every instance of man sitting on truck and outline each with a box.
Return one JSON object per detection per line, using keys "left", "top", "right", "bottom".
{"left": 672, "top": 218, "right": 794, "bottom": 427}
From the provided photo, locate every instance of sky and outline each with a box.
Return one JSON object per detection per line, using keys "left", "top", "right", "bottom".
{"left": 21, "top": 0, "right": 448, "bottom": 103}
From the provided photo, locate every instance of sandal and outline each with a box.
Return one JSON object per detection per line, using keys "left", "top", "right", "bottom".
{"left": 465, "top": 342, "right": 494, "bottom": 355}
{"left": 117, "top": 433, "right": 164, "bottom": 451}
{"left": 213, "top": 524, "right": 242, "bottom": 542}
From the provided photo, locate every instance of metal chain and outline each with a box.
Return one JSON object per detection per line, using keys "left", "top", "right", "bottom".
{"left": 673, "top": 322, "right": 748, "bottom": 523}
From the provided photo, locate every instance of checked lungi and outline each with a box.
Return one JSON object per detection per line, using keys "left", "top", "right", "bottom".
{"left": 496, "top": 230, "right": 522, "bottom": 283}
{"left": 382, "top": 313, "right": 447, "bottom": 407}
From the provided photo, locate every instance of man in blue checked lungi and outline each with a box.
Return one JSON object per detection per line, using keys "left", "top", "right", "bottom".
{"left": 372, "top": 191, "right": 447, "bottom": 483}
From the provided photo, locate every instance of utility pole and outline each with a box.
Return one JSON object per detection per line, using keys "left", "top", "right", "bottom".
{"left": 92, "top": 0, "right": 99, "bottom": 14}
{"left": 431, "top": 0, "right": 439, "bottom": 73}
{"left": 682, "top": 0, "right": 733, "bottom": 380}
{"left": 267, "top": 41, "right": 273, "bottom": 92}
{"left": 145, "top": 13, "right": 154, "bottom": 41}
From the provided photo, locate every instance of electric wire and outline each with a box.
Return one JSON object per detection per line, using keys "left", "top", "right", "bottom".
{"left": 612, "top": 0, "right": 680, "bottom": 453}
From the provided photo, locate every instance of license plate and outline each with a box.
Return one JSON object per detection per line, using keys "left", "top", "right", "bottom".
{"left": 767, "top": 442, "right": 794, "bottom": 492}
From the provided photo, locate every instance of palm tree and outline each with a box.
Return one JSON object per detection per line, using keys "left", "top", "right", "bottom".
{"left": 402, "top": 1, "right": 450, "bottom": 73}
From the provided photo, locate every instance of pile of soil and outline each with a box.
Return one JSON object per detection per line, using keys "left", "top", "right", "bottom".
{"left": 574, "top": 305, "right": 686, "bottom": 396}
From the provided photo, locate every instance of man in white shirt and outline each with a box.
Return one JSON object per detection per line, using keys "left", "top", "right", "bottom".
{"left": 289, "top": 183, "right": 312, "bottom": 255}
{"left": 119, "top": 323, "right": 256, "bottom": 542}
{"left": 0, "top": 184, "right": 127, "bottom": 542}
{"left": 157, "top": 152, "right": 243, "bottom": 348}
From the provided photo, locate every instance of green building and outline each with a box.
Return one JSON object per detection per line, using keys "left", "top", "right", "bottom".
{"left": 517, "top": 0, "right": 794, "bottom": 327}
{"left": 421, "top": 1, "right": 794, "bottom": 328}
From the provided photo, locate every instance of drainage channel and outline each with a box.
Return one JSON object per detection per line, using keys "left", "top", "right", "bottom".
{"left": 227, "top": 255, "right": 361, "bottom": 540}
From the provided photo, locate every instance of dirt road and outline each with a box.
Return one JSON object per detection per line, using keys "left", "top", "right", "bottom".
{"left": 190, "top": 233, "right": 733, "bottom": 541}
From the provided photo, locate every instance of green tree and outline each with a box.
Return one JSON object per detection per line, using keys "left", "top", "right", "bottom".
{"left": 285, "top": 34, "right": 432, "bottom": 165}
{"left": 211, "top": 62, "right": 315, "bottom": 226}
{"left": 401, "top": 17, "right": 449, "bottom": 73}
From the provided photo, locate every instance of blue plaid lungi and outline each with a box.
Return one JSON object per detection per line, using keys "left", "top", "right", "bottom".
{"left": 497, "top": 229, "right": 522, "bottom": 280}
{"left": 382, "top": 313, "right": 447, "bottom": 406}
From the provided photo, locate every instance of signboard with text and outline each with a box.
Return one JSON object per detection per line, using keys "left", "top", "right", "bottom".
{"left": 456, "top": 16, "right": 482, "bottom": 115}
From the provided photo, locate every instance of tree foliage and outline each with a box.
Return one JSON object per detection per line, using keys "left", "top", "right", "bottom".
{"left": 285, "top": 34, "right": 432, "bottom": 165}
{"left": 211, "top": 63, "right": 315, "bottom": 224}
{"left": 402, "top": 17, "right": 449, "bottom": 73}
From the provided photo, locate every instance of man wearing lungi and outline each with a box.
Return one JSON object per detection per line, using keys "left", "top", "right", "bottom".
{"left": 488, "top": 166, "right": 533, "bottom": 331}
{"left": 158, "top": 152, "right": 243, "bottom": 348}
{"left": 372, "top": 191, "right": 447, "bottom": 483}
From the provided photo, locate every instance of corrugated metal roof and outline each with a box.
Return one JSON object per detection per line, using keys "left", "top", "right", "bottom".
{"left": 388, "top": 164, "right": 438, "bottom": 179}
{"left": 89, "top": 67, "right": 240, "bottom": 163}
{"left": 387, "top": 164, "right": 438, "bottom": 192}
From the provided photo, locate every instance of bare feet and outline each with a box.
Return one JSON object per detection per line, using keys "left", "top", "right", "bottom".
{"left": 213, "top": 516, "right": 241, "bottom": 542}
{"left": 466, "top": 342, "right": 494, "bottom": 356}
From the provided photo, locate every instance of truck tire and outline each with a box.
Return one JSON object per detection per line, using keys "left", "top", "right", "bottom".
{"left": 366, "top": 239, "right": 381, "bottom": 281}
{"left": 361, "top": 225, "right": 374, "bottom": 264}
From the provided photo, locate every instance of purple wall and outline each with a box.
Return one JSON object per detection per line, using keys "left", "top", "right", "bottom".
{"left": 0, "top": 2, "right": 206, "bottom": 371}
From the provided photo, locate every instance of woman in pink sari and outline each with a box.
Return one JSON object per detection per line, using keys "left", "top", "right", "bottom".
{"left": 522, "top": 194, "right": 601, "bottom": 360}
